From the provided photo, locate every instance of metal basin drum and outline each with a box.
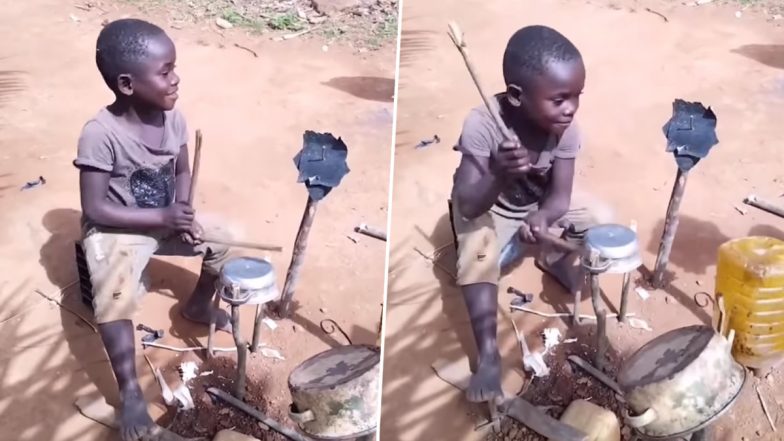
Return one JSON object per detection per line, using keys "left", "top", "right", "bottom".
{"left": 617, "top": 325, "right": 746, "bottom": 439}
{"left": 288, "top": 345, "right": 379, "bottom": 440}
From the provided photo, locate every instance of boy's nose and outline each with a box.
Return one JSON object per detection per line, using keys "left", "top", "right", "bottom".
{"left": 171, "top": 72, "right": 180, "bottom": 86}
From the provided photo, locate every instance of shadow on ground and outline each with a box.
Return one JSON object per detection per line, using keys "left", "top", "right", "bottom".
{"left": 732, "top": 44, "right": 784, "bottom": 70}
{"left": 31, "top": 208, "right": 268, "bottom": 440}
{"left": 322, "top": 76, "right": 395, "bottom": 102}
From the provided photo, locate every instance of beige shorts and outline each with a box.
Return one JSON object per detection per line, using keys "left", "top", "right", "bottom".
{"left": 450, "top": 191, "right": 613, "bottom": 286}
{"left": 82, "top": 228, "right": 230, "bottom": 324}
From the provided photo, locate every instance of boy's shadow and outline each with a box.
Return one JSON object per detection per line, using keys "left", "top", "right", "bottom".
{"left": 38, "top": 208, "right": 215, "bottom": 408}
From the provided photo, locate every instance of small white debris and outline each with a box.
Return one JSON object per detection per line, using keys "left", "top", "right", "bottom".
{"left": 735, "top": 11, "right": 743, "bottom": 18}
{"left": 263, "top": 317, "right": 278, "bottom": 330}
{"left": 635, "top": 286, "right": 650, "bottom": 301}
{"left": 696, "top": 280, "right": 703, "bottom": 286}
{"left": 322, "top": 45, "right": 329, "bottom": 52}
{"left": 319, "top": 307, "right": 327, "bottom": 314}
{"left": 696, "top": 0, "right": 715, "bottom": 4}
{"left": 216, "top": 18, "right": 234, "bottom": 29}
{"left": 178, "top": 362, "right": 199, "bottom": 383}
{"left": 773, "top": 14, "right": 783, "bottom": 20}
{"left": 542, "top": 328, "right": 562, "bottom": 353}
{"left": 261, "top": 348, "right": 285, "bottom": 361}
{"left": 153, "top": 368, "right": 175, "bottom": 406}
{"left": 629, "top": 317, "right": 653, "bottom": 332}
{"left": 199, "top": 370, "right": 213, "bottom": 377}
{"left": 69, "top": 14, "right": 81, "bottom": 22}
{"left": 172, "top": 384, "right": 195, "bottom": 410}
{"left": 563, "top": 338, "right": 578, "bottom": 344}
{"left": 524, "top": 351, "right": 550, "bottom": 377}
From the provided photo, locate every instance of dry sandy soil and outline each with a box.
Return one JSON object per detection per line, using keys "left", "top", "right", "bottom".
{"left": 0, "top": 0, "right": 394, "bottom": 440}
{"left": 383, "top": 0, "right": 784, "bottom": 440}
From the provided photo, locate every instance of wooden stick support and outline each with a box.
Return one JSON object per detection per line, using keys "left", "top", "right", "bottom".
{"left": 206, "top": 387, "right": 314, "bottom": 441}
{"left": 744, "top": 194, "right": 784, "bottom": 219}
{"left": 619, "top": 272, "right": 631, "bottom": 322}
{"left": 251, "top": 304, "right": 264, "bottom": 353}
{"left": 652, "top": 169, "right": 689, "bottom": 289}
{"left": 230, "top": 304, "right": 247, "bottom": 400}
{"left": 589, "top": 251, "right": 608, "bottom": 371}
{"left": 207, "top": 290, "right": 221, "bottom": 358}
{"left": 277, "top": 196, "right": 319, "bottom": 318}
{"left": 188, "top": 129, "right": 202, "bottom": 206}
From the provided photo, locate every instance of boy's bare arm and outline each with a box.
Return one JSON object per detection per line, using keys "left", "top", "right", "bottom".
{"left": 80, "top": 168, "right": 194, "bottom": 230}
{"left": 174, "top": 144, "right": 191, "bottom": 203}
{"left": 454, "top": 140, "right": 531, "bottom": 219}
{"left": 453, "top": 155, "right": 504, "bottom": 219}
{"left": 536, "top": 157, "right": 575, "bottom": 225}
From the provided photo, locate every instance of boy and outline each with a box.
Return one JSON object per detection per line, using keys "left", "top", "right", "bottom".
{"left": 74, "top": 19, "right": 231, "bottom": 441}
{"left": 450, "top": 26, "right": 612, "bottom": 403}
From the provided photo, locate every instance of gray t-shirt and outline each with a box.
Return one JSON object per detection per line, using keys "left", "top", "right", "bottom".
{"left": 455, "top": 104, "right": 581, "bottom": 213}
{"left": 74, "top": 108, "right": 188, "bottom": 213}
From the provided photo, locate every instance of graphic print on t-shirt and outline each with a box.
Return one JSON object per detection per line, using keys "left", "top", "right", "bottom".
{"left": 129, "top": 160, "right": 175, "bottom": 208}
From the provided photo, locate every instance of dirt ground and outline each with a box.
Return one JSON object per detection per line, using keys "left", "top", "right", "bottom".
{"left": 0, "top": 0, "right": 394, "bottom": 440}
{"left": 383, "top": 0, "right": 784, "bottom": 440}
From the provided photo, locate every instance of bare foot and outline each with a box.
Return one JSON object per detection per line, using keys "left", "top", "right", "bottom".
{"left": 181, "top": 304, "right": 232, "bottom": 333}
{"left": 466, "top": 351, "right": 502, "bottom": 403}
{"left": 119, "top": 386, "right": 154, "bottom": 441}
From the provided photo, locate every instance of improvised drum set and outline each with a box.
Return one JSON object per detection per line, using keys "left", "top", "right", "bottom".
{"left": 510, "top": 224, "right": 746, "bottom": 440}
{"left": 206, "top": 256, "right": 380, "bottom": 440}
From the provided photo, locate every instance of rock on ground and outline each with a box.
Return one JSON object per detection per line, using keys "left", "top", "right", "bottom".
{"left": 311, "top": 0, "right": 365, "bottom": 15}
{"left": 212, "top": 430, "right": 260, "bottom": 441}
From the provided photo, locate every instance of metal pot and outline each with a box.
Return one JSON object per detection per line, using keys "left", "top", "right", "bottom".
{"left": 288, "top": 345, "right": 379, "bottom": 440}
{"left": 617, "top": 325, "right": 746, "bottom": 439}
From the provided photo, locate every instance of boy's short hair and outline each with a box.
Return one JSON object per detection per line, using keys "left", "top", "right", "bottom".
{"left": 502, "top": 25, "right": 581, "bottom": 87}
{"left": 96, "top": 18, "right": 166, "bottom": 91}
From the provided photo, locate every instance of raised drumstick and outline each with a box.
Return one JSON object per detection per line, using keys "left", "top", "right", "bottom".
{"left": 447, "top": 21, "right": 516, "bottom": 150}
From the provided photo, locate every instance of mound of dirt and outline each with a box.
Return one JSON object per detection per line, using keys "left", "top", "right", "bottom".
{"left": 163, "top": 356, "right": 288, "bottom": 441}
{"left": 485, "top": 336, "right": 629, "bottom": 441}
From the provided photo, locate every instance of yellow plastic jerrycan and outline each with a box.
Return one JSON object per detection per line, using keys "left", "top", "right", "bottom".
{"left": 716, "top": 236, "right": 784, "bottom": 370}
{"left": 549, "top": 400, "right": 620, "bottom": 441}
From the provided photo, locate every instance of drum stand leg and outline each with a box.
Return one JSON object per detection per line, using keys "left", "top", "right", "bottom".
{"left": 619, "top": 272, "right": 631, "bottom": 323}
{"left": 207, "top": 289, "right": 221, "bottom": 359}
{"left": 251, "top": 304, "right": 264, "bottom": 353}
{"left": 588, "top": 252, "right": 608, "bottom": 371}
{"left": 231, "top": 304, "right": 247, "bottom": 400}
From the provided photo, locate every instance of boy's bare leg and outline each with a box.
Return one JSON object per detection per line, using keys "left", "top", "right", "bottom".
{"left": 180, "top": 270, "right": 231, "bottom": 332}
{"left": 536, "top": 249, "right": 582, "bottom": 293}
{"left": 462, "top": 282, "right": 502, "bottom": 403}
{"left": 99, "top": 320, "right": 153, "bottom": 441}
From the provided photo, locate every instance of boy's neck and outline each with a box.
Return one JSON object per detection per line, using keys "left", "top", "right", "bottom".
{"left": 498, "top": 97, "right": 547, "bottom": 139}
{"left": 108, "top": 98, "right": 164, "bottom": 127}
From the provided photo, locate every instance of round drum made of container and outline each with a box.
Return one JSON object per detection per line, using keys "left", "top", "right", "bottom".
{"left": 617, "top": 325, "right": 746, "bottom": 439}
{"left": 219, "top": 257, "right": 280, "bottom": 305}
{"left": 288, "top": 345, "right": 380, "bottom": 440}
{"left": 584, "top": 224, "right": 642, "bottom": 274}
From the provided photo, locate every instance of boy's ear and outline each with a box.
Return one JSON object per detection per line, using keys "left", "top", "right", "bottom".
{"left": 506, "top": 84, "right": 523, "bottom": 107}
{"left": 116, "top": 74, "right": 133, "bottom": 96}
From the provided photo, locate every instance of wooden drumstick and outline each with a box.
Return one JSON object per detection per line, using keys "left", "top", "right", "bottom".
{"left": 200, "top": 235, "right": 283, "bottom": 252}
{"left": 188, "top": 129, "right": 202, "bottom": 206}
{"left": 447, "top": 21, "right": 516, "bottom": 150}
